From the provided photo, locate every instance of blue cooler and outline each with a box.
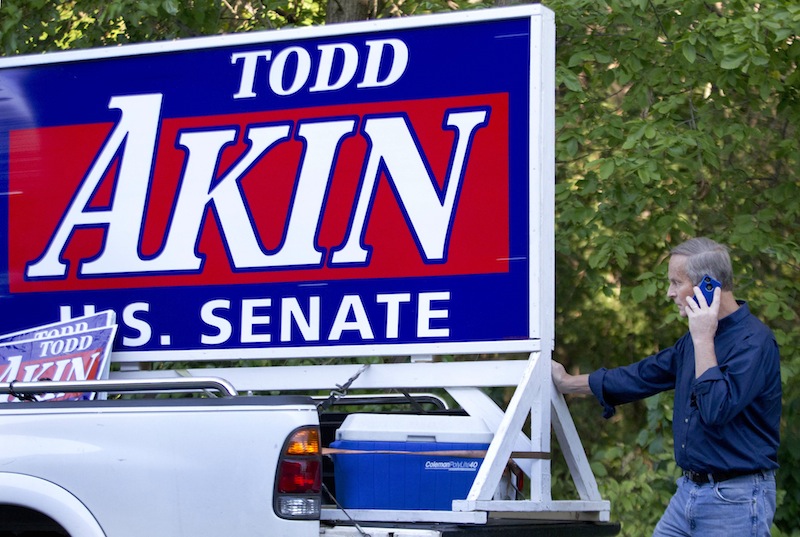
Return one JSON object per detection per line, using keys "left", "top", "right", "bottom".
{"left": 330, "top": 413, "right": 493, "bottom": 510}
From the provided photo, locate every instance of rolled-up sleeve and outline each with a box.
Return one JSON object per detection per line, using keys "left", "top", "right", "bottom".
{"left": 692, "top": 334, "right": 779, "bottom": 427}
{"left": 589, "top": 368, "right": 616, "bottom": 419}
{"left": 587, "top": 346, "right": 680, "bottom": 420}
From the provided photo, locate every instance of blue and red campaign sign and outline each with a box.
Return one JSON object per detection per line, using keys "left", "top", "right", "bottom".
{"left": 0, "top": 6, "right": 554, "bottom": 360}
{"left": 0, "top": 311, "right": 117, "bottom": 402}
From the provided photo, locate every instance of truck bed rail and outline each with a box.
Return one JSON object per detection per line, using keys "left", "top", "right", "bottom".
{"left": 0, "top": 377, "right": 239, "bottom": 399}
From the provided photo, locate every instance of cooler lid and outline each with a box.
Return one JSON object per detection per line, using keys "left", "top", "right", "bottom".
{"left": 334, "top": 413, "right": 494, "bottom": 443}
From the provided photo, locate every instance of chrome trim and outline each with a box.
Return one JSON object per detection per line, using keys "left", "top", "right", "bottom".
{"left": 0, "top": 377, "right": 238, "bottom": 398}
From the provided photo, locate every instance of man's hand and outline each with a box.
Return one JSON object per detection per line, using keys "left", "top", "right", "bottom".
{"left": 686, "top": 286, "right": 720, "bottom": 378}
{"left": 551, "top": 360, "right": 569, "bottom": 391}
{"left": 551, "top": 360, "right": 591, "bottom": 395}
{"left": 686, "top": 286, "right": 720, "bottom": 337}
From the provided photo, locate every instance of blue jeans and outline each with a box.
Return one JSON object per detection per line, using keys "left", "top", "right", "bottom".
{"left": 653, "top": 471, "right": 776, "bottom": 537}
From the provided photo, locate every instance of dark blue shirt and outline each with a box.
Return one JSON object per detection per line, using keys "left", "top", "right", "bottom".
{"left": 588, "top": 302, "right": 781, "bottom": 473}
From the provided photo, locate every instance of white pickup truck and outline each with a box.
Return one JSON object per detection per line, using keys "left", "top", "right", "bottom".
{"left": 0, "top": 376, "right": 621, "bottom": 537}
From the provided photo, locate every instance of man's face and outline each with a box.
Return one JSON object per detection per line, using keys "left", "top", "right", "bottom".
{"left": 667, "top": 255, "right": 695, "bottom": 318}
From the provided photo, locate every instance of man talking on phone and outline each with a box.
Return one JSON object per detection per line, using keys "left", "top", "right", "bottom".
{"left": 552, "top": 237, "right": 781, "bottom": 536}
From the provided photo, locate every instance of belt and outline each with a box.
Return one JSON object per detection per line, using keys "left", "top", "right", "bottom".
{"left": 682, "top": 469, "right": 763, "bottom": 484}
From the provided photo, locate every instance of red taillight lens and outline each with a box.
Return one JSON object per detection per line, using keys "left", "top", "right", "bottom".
{"left": 274, "top": 426, "right": 322, "bottom": 519}
{"left": 278, "top": 458, "right": 321, "bottom": 493}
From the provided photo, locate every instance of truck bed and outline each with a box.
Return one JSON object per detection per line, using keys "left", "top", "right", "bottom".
{"left": 320, "top": 520, "right": 621, "bottom": 536}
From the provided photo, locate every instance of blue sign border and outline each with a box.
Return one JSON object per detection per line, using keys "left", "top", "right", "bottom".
{"left": 0, "top": 6, "right": 554, "bottom": 361}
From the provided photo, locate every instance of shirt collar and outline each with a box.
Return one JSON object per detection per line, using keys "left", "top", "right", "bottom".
{"left": 718, "top": 300, "right": 749, "bottom": 332}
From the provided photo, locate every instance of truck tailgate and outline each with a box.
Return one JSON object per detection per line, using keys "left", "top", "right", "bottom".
{"left": 0, "top": 396, "right": 320, "bottom": 537}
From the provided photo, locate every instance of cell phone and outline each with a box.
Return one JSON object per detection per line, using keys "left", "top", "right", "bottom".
{"left": 694, "top": 274, "right": 721, "bottom": 306}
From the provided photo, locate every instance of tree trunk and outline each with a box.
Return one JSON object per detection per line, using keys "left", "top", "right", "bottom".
{"left": 326, "top": 0, "right": 378, "bottom": 24}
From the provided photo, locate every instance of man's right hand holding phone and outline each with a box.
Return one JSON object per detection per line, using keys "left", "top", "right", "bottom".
{"left": 687, "top": 278, "right": 722, "bottom": 378}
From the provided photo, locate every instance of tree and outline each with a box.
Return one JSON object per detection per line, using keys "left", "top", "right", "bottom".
{"left": 327, "top": 0, "right": 377, "bottom": 23}
{"left": 0, "top": 0, "right": 325, "bottom": 54}
{"left": 546, "top": 2, "right": 800, "bottom": 533}
{"left": 2, "top": 0, "right": 799, "bottom": 534}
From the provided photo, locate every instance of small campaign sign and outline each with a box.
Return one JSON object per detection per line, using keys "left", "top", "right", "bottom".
{"left": 0, "top": 311, "right": 117, "bottom": 402}
{"left": 0, "top": 310, "right": 116, "bottom": 344}
{"left": 0, "top": 6, "right": 554, "bottom": 361}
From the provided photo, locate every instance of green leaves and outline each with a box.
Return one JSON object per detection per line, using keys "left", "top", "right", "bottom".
{"left": 719, "top": 51, "right": 748, "bottom": 70}
{"left": 162, "top": 0, "right": 180, "bottom": 16}
{"left": 587, "top": 233, "right": 636, "bottom": 270}
{"left": 548, "top": 1, "right": 799, "bottom": 533}
{"left": 682, "top": 42, "right": 696, "bottom": 64}
{"left": 598, "top": 159, "right": 615, "bottom": 181}
{"left": 2, "top": 0, "right": 798, "bottom": 533}
{"left": 0, "top": 0, "right": 325, "bottom": 54}
{"left": 556, "top": 65, "right": 584, "bottom": 93}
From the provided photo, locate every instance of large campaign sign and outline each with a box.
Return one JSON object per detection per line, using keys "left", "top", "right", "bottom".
{"left": 0, "top": 6, "right": 554, "bottom": 361}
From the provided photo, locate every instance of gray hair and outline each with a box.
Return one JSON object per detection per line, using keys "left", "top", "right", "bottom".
{"left": 670, "top": 237, "right": 734, "bottom": 291}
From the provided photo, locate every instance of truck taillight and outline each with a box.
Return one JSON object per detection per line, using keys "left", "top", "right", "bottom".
{"left": 278, "top": 459, "right": 321, "bottom": 492}
{"left": 274, "top": 426, "right": 321, "bottom": 519}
